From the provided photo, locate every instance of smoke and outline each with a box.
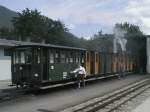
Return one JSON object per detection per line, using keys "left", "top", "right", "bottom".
{"left": 113, "top": 27, "right": 127, "bottom": 39}
{"left": 113, "top": 27, "right": 127, "bottom": 53}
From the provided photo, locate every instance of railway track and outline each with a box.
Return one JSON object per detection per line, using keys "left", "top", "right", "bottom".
{"left": 0, "top": 88, "right": 35, "bottom": 102}
{"left": 61, "top": 78, "right": 150, "bottom": 112}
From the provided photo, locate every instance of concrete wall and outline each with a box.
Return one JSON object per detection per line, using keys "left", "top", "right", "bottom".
{"left": 0, "top": 48, "right": 11, "bottom": 80}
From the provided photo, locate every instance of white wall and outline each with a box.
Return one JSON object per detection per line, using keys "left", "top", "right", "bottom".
{"left": 0, "top": 48, "right": 11, "bottom": 80}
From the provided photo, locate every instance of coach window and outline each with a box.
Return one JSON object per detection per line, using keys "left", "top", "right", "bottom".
{"left": 37, "top": 51, "right": 40, "bottom": 64}
{"left": 82, "top": 58, "right": 84, "bottom": 63}
{"left": 76, "top": 58, "right": 78, "bottom": 63}
{"left": 16, "top": 51, "right": 20, "bottom": 64}
{"left": 25, "top": 50, "right": 32, "bottom": 64}
{"left": 60, "top": 52, "right": 65, "bottom": 63}
{"left": 34, "top": 49, "right": 40, "bottom": 64}
{"left": 55, "top": 51, "right": 60, "bottom": 63}
{"left": 82, "top": 56, "right": 84, "bottom": 63}
{"left": 75, "top": 52, "right": 79, "bottom": 63}
{"left": 78, "top": 58, "right": 81, "bottom": 63}
{"left": 69, "top": 52, "right": 73, "bottom": 63}
{"left": 14, "top": 52, "right": 18, "bottom": 64}
{"left": 65, "top": 51, "right": 68, "bottom": 63}
{"left": 69, "top": 58, "right": 73, "bottom": 63}
{"left": 20, "top": 51, "right": 25, "bottom": 64}
{"left": 66, "top": 58, "right": 69, "bottom": 63}
{"left": 49, "top": 51, "right": 54, "bottom": 64}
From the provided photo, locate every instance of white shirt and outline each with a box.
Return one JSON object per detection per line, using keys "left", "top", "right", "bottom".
{"left": 73, "top": 66, "right": 86, "bottom": 76}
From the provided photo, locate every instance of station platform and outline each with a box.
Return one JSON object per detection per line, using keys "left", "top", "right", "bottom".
{"left": 132, "top": 96, "right": 150, "bottom": 112}
{"left": 0, "top": 80, "right": 12, "bottom": 90}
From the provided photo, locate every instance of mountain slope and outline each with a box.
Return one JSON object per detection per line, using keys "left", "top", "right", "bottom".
{"left": 0, "top": 5, "right": 18, "bottom": 28}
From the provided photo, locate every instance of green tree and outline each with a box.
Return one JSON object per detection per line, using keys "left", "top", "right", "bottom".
{"left": 114, "top": 22, "right": 143, "bottom": 38}
{"left": 87, "top": 31, "right": 113, "bottom": 52}
{"left": 0, "top": 27, "right": 15, "bottom": 39}
{"left": 0, "top": 27, "right": 10, "bottom": 37}
{"left": 13, "top": 8, "right": 50, "bottom": 41}
{"left": 47, "top": 20, "right": 68, "bottom": 45}
{"left": 12, "top": 8, "right": 68, "bottom": 43}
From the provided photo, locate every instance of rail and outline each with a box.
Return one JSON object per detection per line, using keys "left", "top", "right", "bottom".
{"left": 61, "top": 78, "right": 150, "bottom": 112}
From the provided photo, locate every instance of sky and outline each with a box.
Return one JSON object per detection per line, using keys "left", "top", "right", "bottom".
{"left": 0, "top": 0, "right": 150, "bottom": 39}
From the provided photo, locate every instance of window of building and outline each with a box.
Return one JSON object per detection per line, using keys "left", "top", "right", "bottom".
{"left": 4, "top": 48, "right": 11, "bottom": 56}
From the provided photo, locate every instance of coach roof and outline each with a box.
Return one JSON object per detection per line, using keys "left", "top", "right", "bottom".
{"left": 0, "top": 39, "right": 86, "bottom": 51}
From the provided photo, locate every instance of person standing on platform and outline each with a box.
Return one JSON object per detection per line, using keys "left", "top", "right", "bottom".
{"left": 71, "top": 64, "right": 86, "bottom": 88}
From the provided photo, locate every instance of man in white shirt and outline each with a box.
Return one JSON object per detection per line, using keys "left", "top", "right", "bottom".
{"left": 71, "top": 64, "right": 86, "bottom": 88}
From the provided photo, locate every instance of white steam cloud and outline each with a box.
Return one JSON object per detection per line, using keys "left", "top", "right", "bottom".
{"left": 113, "top": 27, "right": 127, "bottom": 53}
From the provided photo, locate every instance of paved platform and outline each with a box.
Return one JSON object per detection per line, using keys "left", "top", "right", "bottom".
{"left": 0, "top": 80, "right": 13, "bottom": 90}
{"left": 0, "top": 74, "right": 149, "bottom": 112}
{"left": 132, "top": 96, "right": 150, "bottom": 112}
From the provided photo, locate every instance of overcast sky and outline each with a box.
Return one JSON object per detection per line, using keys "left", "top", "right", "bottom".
{"left": 0, "top": 0, "right": 149, "bottom": 38}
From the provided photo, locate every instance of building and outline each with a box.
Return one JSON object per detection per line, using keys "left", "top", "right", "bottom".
{"left": 0, "top": 39, "right": 29, "bottom": 80}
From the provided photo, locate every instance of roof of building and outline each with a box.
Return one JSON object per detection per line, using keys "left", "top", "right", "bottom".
{"left": 0, "top": 39, "right": 86, "bottom": 51}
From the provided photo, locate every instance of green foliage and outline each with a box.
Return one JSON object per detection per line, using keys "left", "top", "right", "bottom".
{"left": 12, "top": 8, "right": 71, "bottom": 44}
{"left": 0, "top": 27, "right": 16, "bottom": 39}
{"left": 114, "top": 22, "right": 143, "bottom": 38}
{"left": 12, "top": 8, "right": 49, "bottom": 41}
{"left": 63, "top": 32, "right": 88, "bottom": 48}
{"left": 0, "top": 6, "right": 86, "bottom": 48}
{"left": 0, "top": 27, "right": 10, "bottom": 37}
{"left": 87, "top": 31, "right": 113, "bottom": 52}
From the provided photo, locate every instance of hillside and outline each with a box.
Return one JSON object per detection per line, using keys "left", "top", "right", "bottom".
{"left": 0, "top": 5, "right": 18, "bottom": 28}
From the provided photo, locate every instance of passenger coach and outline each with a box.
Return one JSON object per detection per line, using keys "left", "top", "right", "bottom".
{"left": 12, "top": 43, "right": 86, "bottom": 87}
{"left": 11, "top": 43, "right": 137, "bottom": 88}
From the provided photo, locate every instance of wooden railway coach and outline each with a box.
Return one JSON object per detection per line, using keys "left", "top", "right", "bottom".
{"left": 12, "top": 43, "right": 86, "bottom": 87}
{"left": 11, "top": 43, "right": 137, "bottom": 88}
